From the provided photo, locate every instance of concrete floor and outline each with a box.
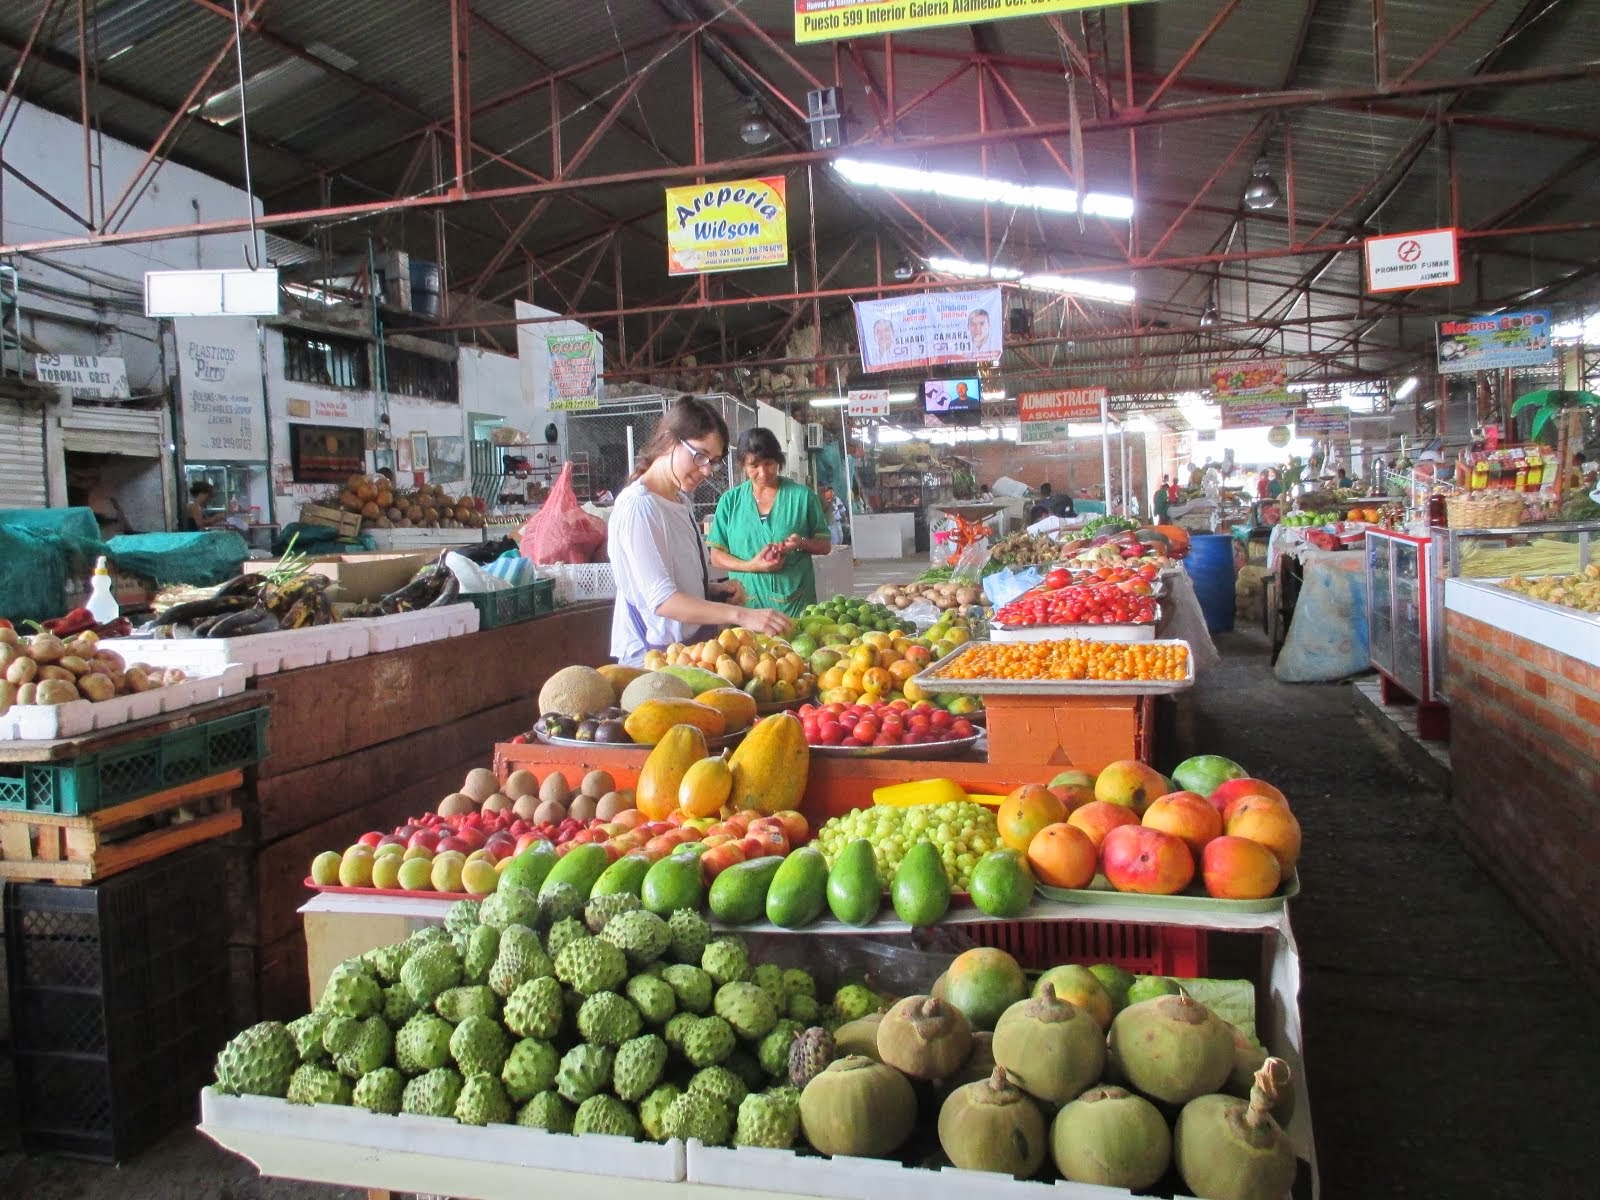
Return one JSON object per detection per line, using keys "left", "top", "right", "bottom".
{"left": 3, "top": 626, "right": 1595, "bottom": 1198}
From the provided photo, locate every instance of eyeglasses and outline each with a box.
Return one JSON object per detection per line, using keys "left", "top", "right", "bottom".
{"left": 679, "top": 439, "right": 718, "bottom": 469}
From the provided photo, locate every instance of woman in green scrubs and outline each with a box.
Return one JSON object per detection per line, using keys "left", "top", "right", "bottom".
{"left": 708, "top": 428, "right": 832, "bottom": 616}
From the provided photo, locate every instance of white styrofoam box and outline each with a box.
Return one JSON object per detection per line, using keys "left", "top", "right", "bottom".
{"left": 99, "top": 622, "right": 370, "bottom": 679}
{"left": 365, "top": 528, "right": 485, "bottom": 552}
{"left": 199, "top": 1090, "right": 685, "bottom": 1185}
{"left": 0, "top": 664, "right": 249, "bottom": 741}
{"left": 353, "top": 602, "right": 480, "bottom": 652}
{"left": 991, "top": 621, "right": 1157, "bottom": 644}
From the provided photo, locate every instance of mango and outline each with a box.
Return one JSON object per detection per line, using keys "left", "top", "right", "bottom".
{"left": 826, "top": 838, "right": 882, "bottom": 926}
{"left": 538, "top": 843, "right": 610, "bottom": 899}
{"left": 891, "top": 841, "right": 951, "bottom": 927}
{"left": 707, "top": 855, "right": 785, "bottom": 925}
{"left": 589, "top": 852, "right": 654, "bottom": 899}
{"left": 641, "top": 853, "right": 704, "bottom": 915}
{"left": 624, "top": 699, "right": 726, "bottom": 745}
{"left": 636, "top": 724, "right": 709, "bottom": 820}
{"left": 765, "top": 846, "right": 829, "bottom": 928}
{"left": 499, "top": 844, "right": 558, "bottom": 893}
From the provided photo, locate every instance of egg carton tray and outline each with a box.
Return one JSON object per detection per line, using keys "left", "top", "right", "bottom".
{"left": 347, "top": 603, "right": 480, "bottom": 652}
{"left": 0, "top": 665, "right": 249, "bottom": 741}
{"left": 97, "top": 622, "right": 371, "bottom": 679}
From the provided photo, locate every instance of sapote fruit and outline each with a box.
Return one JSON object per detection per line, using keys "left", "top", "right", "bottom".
{"left": 798, "top": 1055, "right": 917, "bottom": 1158}
{"left": 1224, "top": 1027, "right": 1295, "bottom": 1125}
{"left": 876, "top": 995, "right": 973, "bottom": 1081}
{"left": 1108, "top": 992, "right": 1235, "bottom": 1106}
{"left": 1174, "top": 1058, "right": 1297, "bottom": 1200}
{"left": 936, "top": 1066, "right": 1048, "bottom": 1179}
{"left": 990, "top": 983, "right": 1106, "bottom": 1105}
{"left": 831, "top": 1014, "right": 883, "bottom": 1062}
{"left": 944, "top": 1030, "right": 996, "bottom": 1090}
{"left": 1051, "top": 1084, "right": 1172, "bottom": 1189}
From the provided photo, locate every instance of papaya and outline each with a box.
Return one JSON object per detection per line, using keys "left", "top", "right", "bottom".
{"left": 726, "top": 711, "right": 809, "bottom": 815}
{"left": 596, "top": 663, "right": 650, "bottom": 704}
{"left": 693, "top": 687, "right": 758, "bottom": 732}
{"left": 636, "top": 724, "right": 708, "bottom": 820}
{"left": 623, "top": 698, "right": 727, "bottom": 745}
{"left": 679, "top": 754, "right": 733, "bottom": 818}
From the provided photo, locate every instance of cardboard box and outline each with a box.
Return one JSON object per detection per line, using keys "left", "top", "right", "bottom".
{"left": 243, "top": 552, "right": 431, "bottom": 603}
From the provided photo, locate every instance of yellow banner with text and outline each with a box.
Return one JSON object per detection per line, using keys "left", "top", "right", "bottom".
{"left": 794, "top": 0, "right": 1148, "bottom": 45}
{"left": 665, "top": 177, "right": 788, "bottom": 276}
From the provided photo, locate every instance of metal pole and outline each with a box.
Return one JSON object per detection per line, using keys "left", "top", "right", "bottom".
{"left": 1100, "top": 393, "right": 1112, "bottom": 513}
{"left": 842, "top": 407, "right": 857, "bottom": 553}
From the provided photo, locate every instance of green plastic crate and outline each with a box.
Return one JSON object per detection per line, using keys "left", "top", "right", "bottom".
{"left": 469, "top": 579, "right": 555, "bottom": 629}
{"left": 0, "top": 707, "right": 269, "bottom": 816}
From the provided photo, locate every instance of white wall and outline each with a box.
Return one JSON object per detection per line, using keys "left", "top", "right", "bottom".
{"left": 459, "top": 345, "right": 526, "bottom": 429}
{"left": 757, "top": 401, "right": 809, "bottom": 486}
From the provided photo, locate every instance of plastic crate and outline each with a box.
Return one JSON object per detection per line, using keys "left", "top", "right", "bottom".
{"left": 546, "top": 561, "right": 616, "bottom": 604}
{"left": 5, "top": 843, "right": 230, "bottom": 1161}
{"left": 961, "top": 918, "right": 1207, "bottom": 977}
{"left": 0, "top": 706, "right": 269, "bottom": 815}
{"left": 467, "top": 578, "right": 555, "bottom": 629}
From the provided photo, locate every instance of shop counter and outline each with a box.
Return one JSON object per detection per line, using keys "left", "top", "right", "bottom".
{"left": 1443, "top": 578, "right": 1600, "bottom": 988}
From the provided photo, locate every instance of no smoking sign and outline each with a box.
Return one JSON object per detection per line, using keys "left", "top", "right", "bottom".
{"left": 1366, "top": 227, "right": 1460, "bottom": 293}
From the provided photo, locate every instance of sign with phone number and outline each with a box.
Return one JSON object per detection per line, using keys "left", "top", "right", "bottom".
{"left": 793, "top": 0, "right": 1150, "bottom": 45}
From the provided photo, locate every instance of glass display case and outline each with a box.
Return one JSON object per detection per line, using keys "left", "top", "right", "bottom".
{"left": 1366, "top": 528, "right": 1448, "bottom": 739}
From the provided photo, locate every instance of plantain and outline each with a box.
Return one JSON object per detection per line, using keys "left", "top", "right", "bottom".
{"left": 156, "top": 594, "right": 255, "bottom": 626}
{"left": 207, "top": 607, "right": 279, "bottom": 638}
{"left": 216, "top": 574, "right": 267, "bottom": 599}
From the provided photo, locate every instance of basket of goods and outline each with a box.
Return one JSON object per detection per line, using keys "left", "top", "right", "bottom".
{"left": 1444, "top": 493, "right": 1524, "bottom": 529}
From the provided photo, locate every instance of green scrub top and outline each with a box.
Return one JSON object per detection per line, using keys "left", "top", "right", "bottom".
{"left": 708, "top": 478, "right": 830, "bottom": 616}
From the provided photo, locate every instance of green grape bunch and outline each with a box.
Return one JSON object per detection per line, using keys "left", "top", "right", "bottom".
{"left": 813, "top": 802, "right": 1000, "bottom": 891}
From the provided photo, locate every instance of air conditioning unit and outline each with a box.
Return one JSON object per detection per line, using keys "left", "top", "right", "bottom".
{"left": 806, "top": 422, "right": 825, "bottom": 449}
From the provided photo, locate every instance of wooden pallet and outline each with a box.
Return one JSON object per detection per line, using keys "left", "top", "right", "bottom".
{"left": 0, "top": 769, "right": 244, "bottom": 885}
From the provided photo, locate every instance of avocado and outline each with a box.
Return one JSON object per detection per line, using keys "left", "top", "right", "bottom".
{"left": 891, "top": 840, "right": 951, "bottom": 927}
{"left": 588, "top": 852, "right": 653, "bottom": 898}
{"left": 641, "top": 853, "right": 705, "bottom": 915}
{"left": 826, "top": 839, "right": 882, "bottom": 927}
{"left": 765, "top": 847, "right": 829, "bottom": 928}
{"left": 707, "top": 856, "right": 785, "bottom": 925}
{"left": 538, "top": 842, "right": 610, "bottom": 899}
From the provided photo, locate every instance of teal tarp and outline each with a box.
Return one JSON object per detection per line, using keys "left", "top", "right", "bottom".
{"left": 106, "top": 531, "right": 247, "bottom": 587}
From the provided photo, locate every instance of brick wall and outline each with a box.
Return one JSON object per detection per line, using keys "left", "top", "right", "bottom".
{"left": 1446, "top": 610, "right": 1600, "bottom": 988}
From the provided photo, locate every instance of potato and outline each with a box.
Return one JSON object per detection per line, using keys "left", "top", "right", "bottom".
{"left": 59, "top": 655, "right": 92, "bottom": 677}
{"left": 103, "top": 669, "right": 126, "bottom": 693}
{"left": 28, "top": 633, "right": 66, "bottom": 664}
{"left": 0, "top": 625, "right": 18, "bottom": 645}
{"left": 92, "top": 649, "right": 125, "bottom": 673}
{"left": 35, "top": 679, "right": 80, "bottom": 705}
{"left": 161, "top": 668, "right": 188, "bottom": 687}
{"left": 0, "top": 680, "right": 15, "bottom": 713}
{"left": 123, "top": 665, "right": 155, "bottom": 692}
{"left": 6, "top": 656, "right": 37, "bottom": 686}
{"left": 79, "top": 672, "right": 116, "bottom": 702}
{"left": 38, "top": 666, "right": 77, "bottom": 684}
{"left": 16, "top": 682, "right": 36, "bottom": 704}
{"left": 0, "top": 643, "right": 16, "bottom": 670}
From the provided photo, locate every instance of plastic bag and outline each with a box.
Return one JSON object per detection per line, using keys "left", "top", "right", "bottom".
{"left": 949, "top": 539, "right": 990, "bottom": 586}
{"left": 443, "top": 551, "right": 509, "bottom": 595}
{"left": 983, "top": 565, "right": 1043, "bottom": 607}
{"left": 896, "top": 599, "right": 944, "bottom": 630}
{"left": 519, "top": 462, "right": 608, "bottom": 564}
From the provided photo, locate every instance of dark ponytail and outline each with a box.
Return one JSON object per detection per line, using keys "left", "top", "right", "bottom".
{"left": 629, "top": 396, "right": 729, "bottom": 482}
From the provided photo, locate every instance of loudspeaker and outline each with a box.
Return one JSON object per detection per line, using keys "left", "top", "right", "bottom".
{"left": 1007, "top": 307, "right": 1032, "bottom": 336}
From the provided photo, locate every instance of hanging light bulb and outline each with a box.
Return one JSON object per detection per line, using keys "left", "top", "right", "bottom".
{"left": 892, "top": 259, "right": 915, "bottom": 281}
{"left": 739, "top": 99, "right": 773, "bottom": 147}
{"left": 1199, "top": 303, "right": 1219, "bottom": 327}
{"left": 1243, "top": 157, "right": 1281, "bottom": 210}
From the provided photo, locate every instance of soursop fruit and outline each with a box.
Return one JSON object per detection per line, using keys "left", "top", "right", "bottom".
{"left": 516, "top": 1090, "right": 575, "bottom": 1133}
{"left": 479, "top": 884, "right": 538, "bottom": 931}
{"left": 287, "top": 1063, "right": 353, "bottom": 1106}
{"left": 214, "top": 1021, "right": 298, "bottom": 1097}
{"left": 363, "top": 940, "right": 414, "bottom": 984}
{"left": 714, "top": 982, "right": 778, "bottom": 1040}
{"left": 319, "top": 959, "right": 382, "bottom": 1019}
{"left": 765, "top": 1083, "right": 801, "bottom": 1123}
{"left": 701, "top": 937, "right": 751, "bottom": 986}
{"left": 556, "top": 1043, "right": 615, "bottom": 1104}
{"left": 504, "top": 976, "right": 564, "bottom": 1040}
{"left": 353, "top": 1067, "right": 405, "bottom": 1115}
{"left": 661, "top": 1092, "right": 733, "bottom": 1147}
{"left": 287, "top": 1011, "right": 333, "bottom": 1063}
{"left": 723, "top": 1048, "right": 766, "bottom": 1093}
{"left": 382, "top": 984, "right": 421, "bottom": 1026}
{"left": 502, "top": 1038, "right": 561, "bottom": 1103}
{"left": 406, "top": 925, "right": 451, "bottom": 952}
{"left": 688, "top": 1065, "right": 748, "bottom": 1110}
{"left": 435, "top": 985, "right": 498, "bottom": 1023}
{"left": 830, "top": 983, "right": 877, "bottom": 1024}
{"left": 322, "top": 1015, "right": 360, "bottom": 1056}
{"left": 489, "top": 924, "right": 553, "bottom": 997}
{"left": 585, "top": 891, "right": 641, "bottom": 933}
{"left": 450, "top": 1014, "right": 510, "bottom": 1076}
{"left": 660, "top": 964, "right": 714, "bottom": 1014}
{"left": 462, "top": 924, "right": 500, "bottom": 985}
{"left": 401, "top": 1067, "right": 464, "bottom": 1118}
{"left": 735, "top": 1091, "right": 799, "bottom": 1149}
{"left": 577, "top": 992, "right": 643, "bottom": 1046}
{"left": 753, "top": 964, "right": 786, "bottom": 1009}
{"left": 787, "top": 1026, "right": 835, "bottom": 1089}
{"left": 667, "top": 909, "right": 711, "bottom": 964}
{"left": 538, "top": 881, "right": 585, "bottom": 929}
{"left": 781, "top": 969, "right": 815, "bottom": 1001}
{"left": 786, "top": 994, "right": 821, "bottom": 1024}
{"left": 444, "top": 899, "right": 482, "bottom": 946}
{"left": 575, "top": 1094, "right": 642, "bottom": 1139}
{"left": 600, "top": 909, "right": 670, "bottom": 966}
{"left": 546, "top": 916, "right": 588, "bottom": 959}
{"left": 555, "top": 937, "right": 628, "bottom": 996}
{"left": 663, "top": 1012, "right": 699, "bottom": 1051}
{"left": 394, "top": 1012, "right": 454, "bottom": 1076}
{"left": 683, "top": 1016, "right": 737, "bottom": 1068}
{"left": 455, "top": 1072, "right": 513, "bottom": 1126}
{"left": 401, "top": 941, "right": 462, "bottom": 1007}
{"left": 333, "top": 1016, "right": 393, "bottom": 1079}
{"left": 757, "top": 1021, "right": 803, "bottom": 1079}
{"left": 639, "top": 1084, "right": 682, "bottom": 1142}
{"left": 626, "top": 974, "right": 677, "bottom": 1026}
{"left": 612, "top": 1034, "right": 668, "bottom": 1102}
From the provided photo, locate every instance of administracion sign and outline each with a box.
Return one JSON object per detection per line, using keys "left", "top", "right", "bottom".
{"left": 1437, "top": 308, "right": 1554, "bottom": 374}
{"left": 846, "top": 388, "right": 890, "bottom": 417}
{"left": 854, "top": 286, "right": 1003, "bottom": 374}
{"left": 547, "top": 333, "right": 602, "bottom": 411}
{"left": 1018, "top": 387, "right": 1105, "bottom": 444}
{"left": 1220, "top": 401, "right": 1297, "bottom": 431}
{"left": 1210, "top": 362, "right": 1289, "bottom": 401}
{"left": 794, "top": 0, "right": 1148, "bottom": 44}
{"left": 174, "top": 317, "right": 266, "bottom": 461}
{"left": 665, "top": 176, "right": 787, "bottom": 276}
{"left": 33, "top": 354, "right": 129, "bottom": 399}
{"left": 1365, "top": 227, "right": 1460, "bottom": 293}
{"left": 1295, "top": 407, "right": 1351, "bottom": 436}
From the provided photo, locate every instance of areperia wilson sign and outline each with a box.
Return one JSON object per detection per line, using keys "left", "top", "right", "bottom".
{"left": 665, "top": 177, "right": 788, "bottom": 276}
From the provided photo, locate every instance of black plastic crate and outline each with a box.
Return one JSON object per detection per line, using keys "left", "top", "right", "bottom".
{"left": 5, "top": 843, "right": 231, "bottom": 1161}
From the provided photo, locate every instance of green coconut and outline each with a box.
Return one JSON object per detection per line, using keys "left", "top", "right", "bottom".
{"left": 1051, "top": 1084, "right": 1172, "bottom": 1190}
{"left": 1174, "top": 1059, "right": 1297, "bottom": 1200}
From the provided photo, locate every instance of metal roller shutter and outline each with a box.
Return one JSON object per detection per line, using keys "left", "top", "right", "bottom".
{"left": 0, "top": 398, "right": 47, "bottom": 508}
{"left": 59, "top": 406, "right": 163, "bottom": 457}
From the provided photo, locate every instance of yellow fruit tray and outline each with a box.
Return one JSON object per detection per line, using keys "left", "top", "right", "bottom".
{"left": 910, "top": 638, "right": 1196, "bottom": 696}
{"left": 1036, "top": 869, "right": 1300, "bottom": 914}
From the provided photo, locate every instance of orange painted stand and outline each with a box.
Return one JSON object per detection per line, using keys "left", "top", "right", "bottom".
{"left": 982, "top": 693, "right": 1155, "bottom": 772}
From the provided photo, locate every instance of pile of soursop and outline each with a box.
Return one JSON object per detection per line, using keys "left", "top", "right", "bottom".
{"left": 212, "top": 884, "right": 873, "bottom": 1146}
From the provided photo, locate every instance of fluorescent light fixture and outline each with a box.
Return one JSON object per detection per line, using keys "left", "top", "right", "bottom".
{"left": 1394, "top": 376, "right": 1419, "bottom": 401}
{"left": 927, "top": 256, "right": 1023, "bottom": 281}
{"left": 925, "top": 255, "right": 1135, "bottom": 305}
{"left": 834, "top": 158, "right": 1134, "bottom": 221}
{"left": 809, "top": 397, "right": 847, "bottom": 408}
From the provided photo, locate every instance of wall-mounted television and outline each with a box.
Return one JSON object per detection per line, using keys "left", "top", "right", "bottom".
{"left": 923, "top": 377, "right": 982, "bottom": 412}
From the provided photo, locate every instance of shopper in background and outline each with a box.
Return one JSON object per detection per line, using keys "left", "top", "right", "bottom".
{"left": 1152, "top": 475, "right": 1173, "bottom": 521}
{"left": 708, "top": 427, "right": 831, "bottom": 617}
{"left": 608, "top": 399, "right": 791, "bottom": 665}
{"left": 185, "top": 481, "right": 228, "bottom": 531}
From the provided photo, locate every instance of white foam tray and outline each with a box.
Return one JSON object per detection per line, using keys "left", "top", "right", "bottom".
{"left": 348, "top": 602, "right": 480, "bottom": 652}
{"left": 991, "top": 622, "right": 1156, "bottom": 644}
{"left": 0, "top": 664, "right": 249, "bottom": 741}
{"left": 98, "top": 622, "right": 371, "bottom": 679}
{"left": 199, "top": 1089, "right": 685, "bottom": 1194}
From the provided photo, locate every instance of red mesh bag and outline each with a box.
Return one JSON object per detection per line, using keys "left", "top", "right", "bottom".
{"left": 519, "top": 462, "right": 608, "bottom": 563}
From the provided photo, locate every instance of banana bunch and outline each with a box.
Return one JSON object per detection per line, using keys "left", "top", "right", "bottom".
{"left": 260, "top": 574, "right": 336, "bottom": 629}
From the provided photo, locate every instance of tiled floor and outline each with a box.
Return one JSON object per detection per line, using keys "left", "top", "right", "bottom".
{"left": 1352, "top": 676, "right": 1452, "bottom": 778}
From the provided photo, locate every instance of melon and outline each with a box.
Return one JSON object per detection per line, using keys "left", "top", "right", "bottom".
{"left": 537, "top": 665, "right": 614, "bottom": 718}
{"left": 619, "top": 671, "right": 694, "bottom": 712}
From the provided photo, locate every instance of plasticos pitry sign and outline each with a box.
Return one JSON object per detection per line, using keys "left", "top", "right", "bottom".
{"left": 794, "top": 0, "right": 1151, "bottom": 44}
{"left": 665, "top": 177, "right": 788, "bottom": 276}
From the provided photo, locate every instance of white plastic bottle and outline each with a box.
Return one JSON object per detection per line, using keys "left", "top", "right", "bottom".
{"left": 86, "top": 556, "right": 120, "bottom": 624}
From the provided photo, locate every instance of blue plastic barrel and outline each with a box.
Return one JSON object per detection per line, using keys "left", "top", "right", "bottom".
{"left": 1185, "top": 533, "right": 1236, "bottom": 634}
{"left": 409, "top": 260, "right": 441, "bottom": 317}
